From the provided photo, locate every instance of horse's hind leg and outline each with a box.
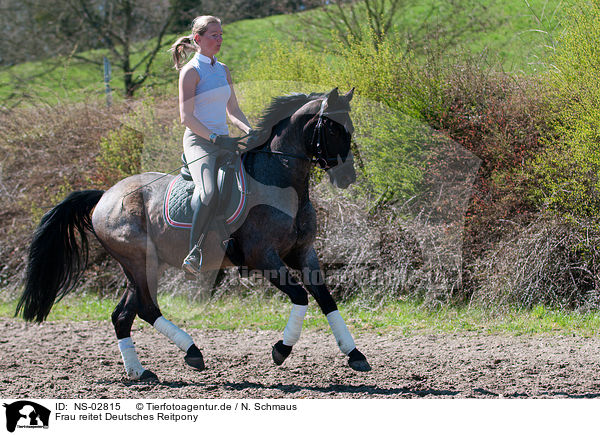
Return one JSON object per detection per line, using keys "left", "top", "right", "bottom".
{"left": 138, "top": 246, "right": 205, "bottom": 371}
{"left": 112, "top": 284, "right": 158, "bottom": 381}
{"left": 152, "top": 314, "right": 205, "bottom": 372}
{"left": 113, "top": 259, "right": 205, "bottom": 381}
{"left": 137, "top": 261, "right": 205, "bottom": 373}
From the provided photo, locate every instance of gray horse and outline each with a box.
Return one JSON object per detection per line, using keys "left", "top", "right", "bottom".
{"left": 16, "top": 87, "right": 371, "bottom": 380}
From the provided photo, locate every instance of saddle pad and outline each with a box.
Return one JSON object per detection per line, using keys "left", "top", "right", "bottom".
{"left": 163, "top": 159, "right": 247, "bottom": 229}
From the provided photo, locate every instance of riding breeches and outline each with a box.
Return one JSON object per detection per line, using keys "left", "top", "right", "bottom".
{"left": 183, "top": 128, "right": 220, "bottom": 206}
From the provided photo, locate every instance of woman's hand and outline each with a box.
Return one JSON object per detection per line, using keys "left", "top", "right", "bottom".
{"left": 215, "top": 135, "right": 243, "bottom": 152}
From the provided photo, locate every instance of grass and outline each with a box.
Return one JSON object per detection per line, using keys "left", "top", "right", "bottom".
{"left": 2, "top": 292, "right": 600, "bottom": 336}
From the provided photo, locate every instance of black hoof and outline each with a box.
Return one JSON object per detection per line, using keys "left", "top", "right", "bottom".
{"left": 272, "top": 340, "right": 292, "bottom": 366}
{"left": 348, "top": 348, "right": 372, "bottom": 372}
{"left": 139, "top": 370, "right": 159, "bottom": 382}
{"left": 184, "top": 344, "right": 205, "bottom": 371}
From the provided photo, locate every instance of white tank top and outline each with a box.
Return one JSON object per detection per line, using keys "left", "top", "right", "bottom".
{"left": 189, "top": 52, "right": 231, "bottom": 136}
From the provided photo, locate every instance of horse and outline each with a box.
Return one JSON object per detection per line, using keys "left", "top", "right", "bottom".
{"left": 16, "top": 87, "right": 371, "bottom": 381}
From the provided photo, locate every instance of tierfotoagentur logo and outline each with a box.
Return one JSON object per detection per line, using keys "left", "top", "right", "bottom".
{"left": 3, "top": 401, "right": 50, "bottom": 432}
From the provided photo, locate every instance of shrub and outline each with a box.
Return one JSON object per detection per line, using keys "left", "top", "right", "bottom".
{"left": 93, "top": 97, "right": 183, "bottom": 187}
{"left": 471, "top": 215, "right": 600, "bottom": 310}
{"left": 95, "top": 126, "right": 144, "bottom": 185}
{"left": 531, "top": 0, "right": 600, "bottom": 225}
{"left": 0, "top": 101, "right": 123, "bottom": 291}
{"left": 429, "top": 60, "right": 553, "bottom": 251}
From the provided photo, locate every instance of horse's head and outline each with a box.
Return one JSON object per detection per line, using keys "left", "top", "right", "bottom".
{"left": 297, "top": 88, "right": 357, "bottom": 189}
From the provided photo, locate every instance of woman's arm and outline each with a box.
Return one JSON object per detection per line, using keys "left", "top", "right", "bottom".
{"left": 224, "top": 65, "right": 252, "bottom": 134}
{"left": 179, "top": 66, "right": 214, "bottom": 141}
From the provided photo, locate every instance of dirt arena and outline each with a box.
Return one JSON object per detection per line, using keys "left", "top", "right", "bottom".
{"left": 2, "top": 318, "right": 600, "bottom": 399}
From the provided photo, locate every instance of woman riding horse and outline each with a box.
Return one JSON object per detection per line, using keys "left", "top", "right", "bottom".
{"left": 170, "top": 15, "right": 252, "bottom": 275}
{"left": 16, "top": 86, "right": 371, "bottom": 380}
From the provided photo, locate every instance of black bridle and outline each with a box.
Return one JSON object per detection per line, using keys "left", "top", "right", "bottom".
{"left": 311, "top": 114, "right": 331, "bottom": 169}
{"left": 240, "top": 101, "right": 352, "bottom": 171}
{"left": 310, "top": 102, "right": 353, "bottom": 170}
{"left": 248, "top": 105, "right": 352, "bottom": 170}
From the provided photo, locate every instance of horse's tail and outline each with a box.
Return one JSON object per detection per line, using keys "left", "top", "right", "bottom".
{"left": 16, "top": 190, "right": 105, "bottom": 322}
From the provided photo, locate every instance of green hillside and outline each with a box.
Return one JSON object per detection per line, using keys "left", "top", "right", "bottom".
{"left": 0, "top": 0, "right": 562, "bottom": 106}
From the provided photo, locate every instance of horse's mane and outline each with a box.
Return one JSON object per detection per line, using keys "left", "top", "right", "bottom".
{"left": 251, "top": 92, "right": 326, "bottom": 148}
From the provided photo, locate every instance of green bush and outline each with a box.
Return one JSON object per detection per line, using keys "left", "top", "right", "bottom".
{"left": 93, "top": 98, "right": 183, "bottom": 187}
{"left": 239, "top": 32, "right": 435, "bottom": 204}
{"left": 95, "top": 126, "right": 144, "bottom": 185}
{"left": 531, "top": 0, "right": 600, "bottom": 224}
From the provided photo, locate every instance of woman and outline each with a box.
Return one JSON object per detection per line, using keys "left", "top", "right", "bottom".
{"left": 170, "top": 15, "right": 252, "bottom": 275}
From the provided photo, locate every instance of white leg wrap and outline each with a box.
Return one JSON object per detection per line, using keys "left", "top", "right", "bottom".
{"left": 283, "top": 304, "right": 308, "bottom": 346}
{"left": 118, "top": 337, "right": 145, "bottom": 380}
{"left": 326, "top": 310, "right": 356, "bottom": 355}
{"left": 153, "top": 316, "right": 194, "bottom": 352}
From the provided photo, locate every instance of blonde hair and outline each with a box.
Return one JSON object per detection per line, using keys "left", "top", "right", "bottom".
{"left": 170, "top": 16, "right": 222, "bottom": 71}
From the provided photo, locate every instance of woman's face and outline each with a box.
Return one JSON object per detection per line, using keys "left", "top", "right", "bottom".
{"left": 195, "top": 22, "right": 223, "bottom": 57}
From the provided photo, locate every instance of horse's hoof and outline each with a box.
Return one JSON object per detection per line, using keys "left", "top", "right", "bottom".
{"left": 184, "top": 344, "right": 205, "bottom": 371}
{"left": 349, "top": 359, "right": 372, "bottom": 372}
{"left": 139, "top": 370, "right": 159, "bottom": 382}
{"left": 272, "top": 340, "right": 292, "bottom": 366}
{"left": 348, "top": 348, "right": 372, "bottom": 372}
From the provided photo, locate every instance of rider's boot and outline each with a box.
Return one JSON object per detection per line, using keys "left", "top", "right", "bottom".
{"left": 182, "top": 201, "right": 214, "bottom": 276}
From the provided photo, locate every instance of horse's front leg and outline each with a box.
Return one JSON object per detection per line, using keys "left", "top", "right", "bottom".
{"left": 249, "top": 249, "right": 309, "bottom": 366}
{"left": 291, "top": 248, "right": 371, "bottom": 372}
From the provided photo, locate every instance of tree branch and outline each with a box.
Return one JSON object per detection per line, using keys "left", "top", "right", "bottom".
{"left": 130, "top": 1, "right": 181, "bottom": 91}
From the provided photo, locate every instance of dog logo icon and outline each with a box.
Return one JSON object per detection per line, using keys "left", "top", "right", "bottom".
{"left": 3, "top": 401, "right": 50, "bottom": 432}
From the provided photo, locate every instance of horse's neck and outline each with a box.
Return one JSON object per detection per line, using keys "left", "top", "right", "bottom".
{"left": 269, "top": 117, "right": 307, "bottom": 156}
{"left": 247, "top": 120, "right": 312, "bottom": 200}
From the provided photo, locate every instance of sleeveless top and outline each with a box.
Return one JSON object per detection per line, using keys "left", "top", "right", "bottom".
{"left": 188, "top": 52, "right": 231, "bottom": 136}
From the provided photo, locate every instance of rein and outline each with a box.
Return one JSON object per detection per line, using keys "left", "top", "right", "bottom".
{"left": 247, "top": 148, "right": 314, "bottom": 163}
{"left": 120, "top": 149, "right": 223, "bottom": 200}
{"left": 121, "top": 104, "right": 352, "bottom": 199}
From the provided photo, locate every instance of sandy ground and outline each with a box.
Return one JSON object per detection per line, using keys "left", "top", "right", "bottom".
{"left": 2, "top": 318, "right": 600, "bottom": 399}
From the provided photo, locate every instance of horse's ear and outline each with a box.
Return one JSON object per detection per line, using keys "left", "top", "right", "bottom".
{"left": 344, "top": 87, "right": 355, "bottom": 102}
{"left": 328, "top": 87, "right": 340, "bottom": 101}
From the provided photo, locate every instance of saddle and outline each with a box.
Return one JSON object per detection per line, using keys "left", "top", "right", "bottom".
{"left": 163, "top": 153, "right": 248, "bottom": 232}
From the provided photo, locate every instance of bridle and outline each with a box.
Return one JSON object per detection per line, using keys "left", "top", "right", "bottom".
{"left": 249, "top": 118, "right": 352, "bottom": 169}
{"left": 245, "top": 98, "right": 353, "bottom": 170}
{"left": 310, "top": 100, "right": 352, "bottom": 170}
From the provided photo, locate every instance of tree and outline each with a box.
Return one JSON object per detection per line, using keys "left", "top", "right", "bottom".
{"left": 58, "top": 0, "right": 188, "bottom": 97}
{"left": 288, "top": 0, "right": 496, "bottom": 55}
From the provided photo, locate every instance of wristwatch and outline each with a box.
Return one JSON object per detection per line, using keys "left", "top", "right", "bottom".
{"left": 209, "top": 133, "right": 217, "bottom": 143}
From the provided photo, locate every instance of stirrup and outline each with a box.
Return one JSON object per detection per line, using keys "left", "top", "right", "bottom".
{"left": 182, "top": 246, "right": 203, "bottom": 276}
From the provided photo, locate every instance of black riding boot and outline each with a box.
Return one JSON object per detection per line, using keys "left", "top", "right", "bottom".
{"left": 182, "top": 200, "right": 215, "bottom": 275}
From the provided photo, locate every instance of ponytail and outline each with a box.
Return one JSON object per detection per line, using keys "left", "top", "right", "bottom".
{"left": 169, "top": 35, "right": 196, "bottom": 71}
